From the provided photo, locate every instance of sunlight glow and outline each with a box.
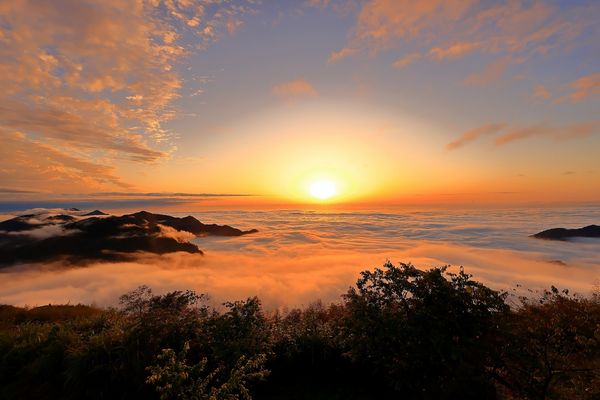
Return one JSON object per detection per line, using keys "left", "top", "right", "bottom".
{"left": 309, "top": 179, "right": 337, "bottom": 200}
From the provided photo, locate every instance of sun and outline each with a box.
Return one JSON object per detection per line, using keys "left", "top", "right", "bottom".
{"left": 309, "top": 179, "right": 337, "bottom": 200}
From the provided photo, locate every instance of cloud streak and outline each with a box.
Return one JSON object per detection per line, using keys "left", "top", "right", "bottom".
{"left": 446, "top": 123, "right": 506, "bottom": 150}
{"left": 447, "top": 122, "right": 600, "bottom": 150}
{"left": 562, "top": 72, "right": 600, "bottom": 103}
{"left": 495, "top": 122, "right": 599, "bottom": 146}
{"left": 0, "top": 130, "right": 131, "bottom": 191}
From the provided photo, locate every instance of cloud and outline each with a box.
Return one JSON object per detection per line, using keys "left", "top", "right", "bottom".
{"left": 447, "top": 121, "right": 600, "bottom": 149}
{"left": 393, "top": 52, "right": 421, "bottom": 69}
{"left": 463, "top": 57, "right": 512, "bottom": 86}
{"left": 0, "top": 0, "right": 257, "bottom": 190}
{"left": 328, "top": 0, "right": 599, "bottom": 85}
{"left": 306, "top": 0, "right": 331, "bottom": 7}
{"left": 0, "top": 130, "right": 131, "bottom": 191}
{"left": 0, "top": 188, "right": 39, "bottom": 194}
{"left": 272, "top": 79, "right": 318, "bottom": 100}
{"left": 0, "top": 100, "right": 164, "bottom": 162}
{"left": 352, "top": 0, "right": 474, "bottom": 47}
{"left": 92, "top": 192, "right": 254, "bottom": 198}
{"left": 1, "top": 208, "right": 599, "bottom": 308}
{"left": 157, "top": 224, "right": 196, "bottom": 243}
{"left": 327, "top": 47, "right": 358, "bottom": 64}
{"left": 4, "top": 225, "right": 79, "bottom": 240}
{"left": 0, "top": 241, "right": 597, "bottom": 310}
{"left": 561, "top": 72, "right": 600, "bottom": 103}
{"left": 446, "top": 123, "right": 506, "bottom": 150}
{"left": 495, "top": 122, "right": 599, "bottom": 146}
{"left": 533, "top": 84, "right": 552, "bottom": 100}
{"left": 429, "top": 42, "right": 479, "bottom": 60}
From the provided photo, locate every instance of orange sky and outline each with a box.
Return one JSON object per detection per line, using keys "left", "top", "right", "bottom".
{"left": 0, "top": 0, "right": 599, "bottom": 208}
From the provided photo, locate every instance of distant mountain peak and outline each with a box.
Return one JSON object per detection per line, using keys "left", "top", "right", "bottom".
{"left": 0, "top": 210, "right": 257, "bottom": 267}
{"left": 83, "top": 210, "right": 108, "bottom": 216}
{"left": 532, "top": 224, "right": 600, "bottom": 241}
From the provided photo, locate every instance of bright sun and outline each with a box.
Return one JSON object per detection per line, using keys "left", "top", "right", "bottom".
{"left": 309, "top": 179, "right": 337, "bottom": 200}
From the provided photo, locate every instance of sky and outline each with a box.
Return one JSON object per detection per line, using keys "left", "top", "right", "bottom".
{"left": 1, "top": 0, "right": 599, "bottom": 208}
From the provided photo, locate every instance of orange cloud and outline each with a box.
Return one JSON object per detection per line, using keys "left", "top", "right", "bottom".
{"left": 1, "top": 241, "right": 597, "bottom": 309}
{"left": 533, "top": 84, "right": 552, "bottom": 100}
{"left": 447, "top": 122, "right": 599, "bottom": 149}
{"left": 331, "top": 0, "right": 598, "bottom": 86}
{"left": 393, "top": 52, "right": 421, "bottom": 68}
{"left": 0, "top": 130, "right": 131, "bottom": 191}
{"left": 272, "top": 79, "right": 318, "bottom": 100}
{"left": 562, "top": 72, "right": 600, "bottom": 103}
{"left": 495, "top": 122, "right": 599, "bottom": 146}
{"left": 446, "top": 123, "right": 506, "bottom": 150}
{"left": 327, "top": 47, "right": 358, "bottom": 64}
{"left": 463, "top": 57, "right": 512, "bottom": 86}
{"left": 0, "top": 0, "right": 257, "bottom": 191}
{"left": 429, "top": 42, "right": 479, "bottom": 59}
{"left": 354, "top": 0, "right": 474, "bottom": 47}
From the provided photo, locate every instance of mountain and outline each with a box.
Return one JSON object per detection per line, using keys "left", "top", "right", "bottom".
{"left": 82, "top": 210, "right": 108, "bottom": 216}
{"left": 0, "top": 211, "right": 257, "bottom": 267}
{"left": 532, "top": 225, "right": 600, "bottom": 241}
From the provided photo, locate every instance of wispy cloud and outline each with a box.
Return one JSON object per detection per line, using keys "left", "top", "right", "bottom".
{"left": 446, "top": 123, "right": 506, "bottom": 150}
{"left": 447, "top": 121, "right": 600, "bottom": 149}
{"left": 429, "top": 42, "right": 480, "bottom": 60}
{"left": 326, "top": 0, "right": 599, "bottom": 86}
{"left": 0, "top": 188, "right": 40, "bottom": 194}
{"left": 392, "top": 52, "right": 421, "bottom": 69}
{"left": 272, "top": 79, "right": 318, "bottom": 101}
{"left": 561, "top": 72, "right": 600, "bottom": 103}
{"left": 533, "top": 84, "right": 552, "bottom": 100}
{"left": 327, "top": 47, "right": 358, "bottom": 64}
{"left": 93, "top": 192, "right": 255, "bottom": 198}
{"left": 495, "top": 122, "right": 599, "bottom": 146}
{"left": 0, "top": 130, "right": 131, "bottom": 191}
{"left": 463, "top": 57, "right": 513, "bottom": 86}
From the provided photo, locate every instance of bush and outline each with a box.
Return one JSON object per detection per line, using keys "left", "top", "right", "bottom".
{"left": 341, "top": 262, "right": 509, "bottom": 399}
{"left": 0, "top": 262, "right": 599, "bottom": 399}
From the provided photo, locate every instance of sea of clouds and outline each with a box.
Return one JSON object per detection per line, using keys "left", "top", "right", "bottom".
{"left": 1, "top": 206, "right": 599, "bottom": 309}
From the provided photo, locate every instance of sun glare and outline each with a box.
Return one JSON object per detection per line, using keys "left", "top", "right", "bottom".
{"left": 309, "top": 179, "right": 337, "bottom": 200}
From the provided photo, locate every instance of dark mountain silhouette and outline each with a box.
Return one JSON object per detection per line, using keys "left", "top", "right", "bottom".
{"left": 0, "top": 211, "right": 257, "bottom": 267}
{"left": 0, "top": 215, "right": 39, "bottom": 232}
{"left": 82, "top": 210, "right": 108, "bottom": 216}
{"left": 532, "top": 224, "right": 600, "bottom": 241}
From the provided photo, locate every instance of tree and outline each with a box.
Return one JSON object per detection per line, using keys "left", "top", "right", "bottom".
{"left": 496, "top": 287, "right": 600, "bottom": 399}
{"left": 342, "top": 262, "right": 508, "bottom": 399}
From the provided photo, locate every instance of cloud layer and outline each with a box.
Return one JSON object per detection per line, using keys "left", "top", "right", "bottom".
{"left": 1, "top": 207, "right": 598, "bottom": 308}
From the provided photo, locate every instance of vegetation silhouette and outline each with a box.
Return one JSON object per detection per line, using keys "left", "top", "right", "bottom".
{"left": 1, "top": 262, "right": 599, "bottom": 399}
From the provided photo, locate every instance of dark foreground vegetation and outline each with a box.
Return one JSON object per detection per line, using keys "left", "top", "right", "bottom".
{"left": 1, "top": 263, "right": 599, "bottom": 400}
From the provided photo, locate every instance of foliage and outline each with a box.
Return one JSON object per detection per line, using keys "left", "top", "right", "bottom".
{"left": 342, "top": 262, "right": 509, "bottom": 399}
{"left": 146, "top": 341, "right": 268, "bottom": 400}
{"left": 0, "top": 262, "right": 599, "bottom": 399}
{"left": 495, "top": 287, "right": 600, "bottom": 400}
